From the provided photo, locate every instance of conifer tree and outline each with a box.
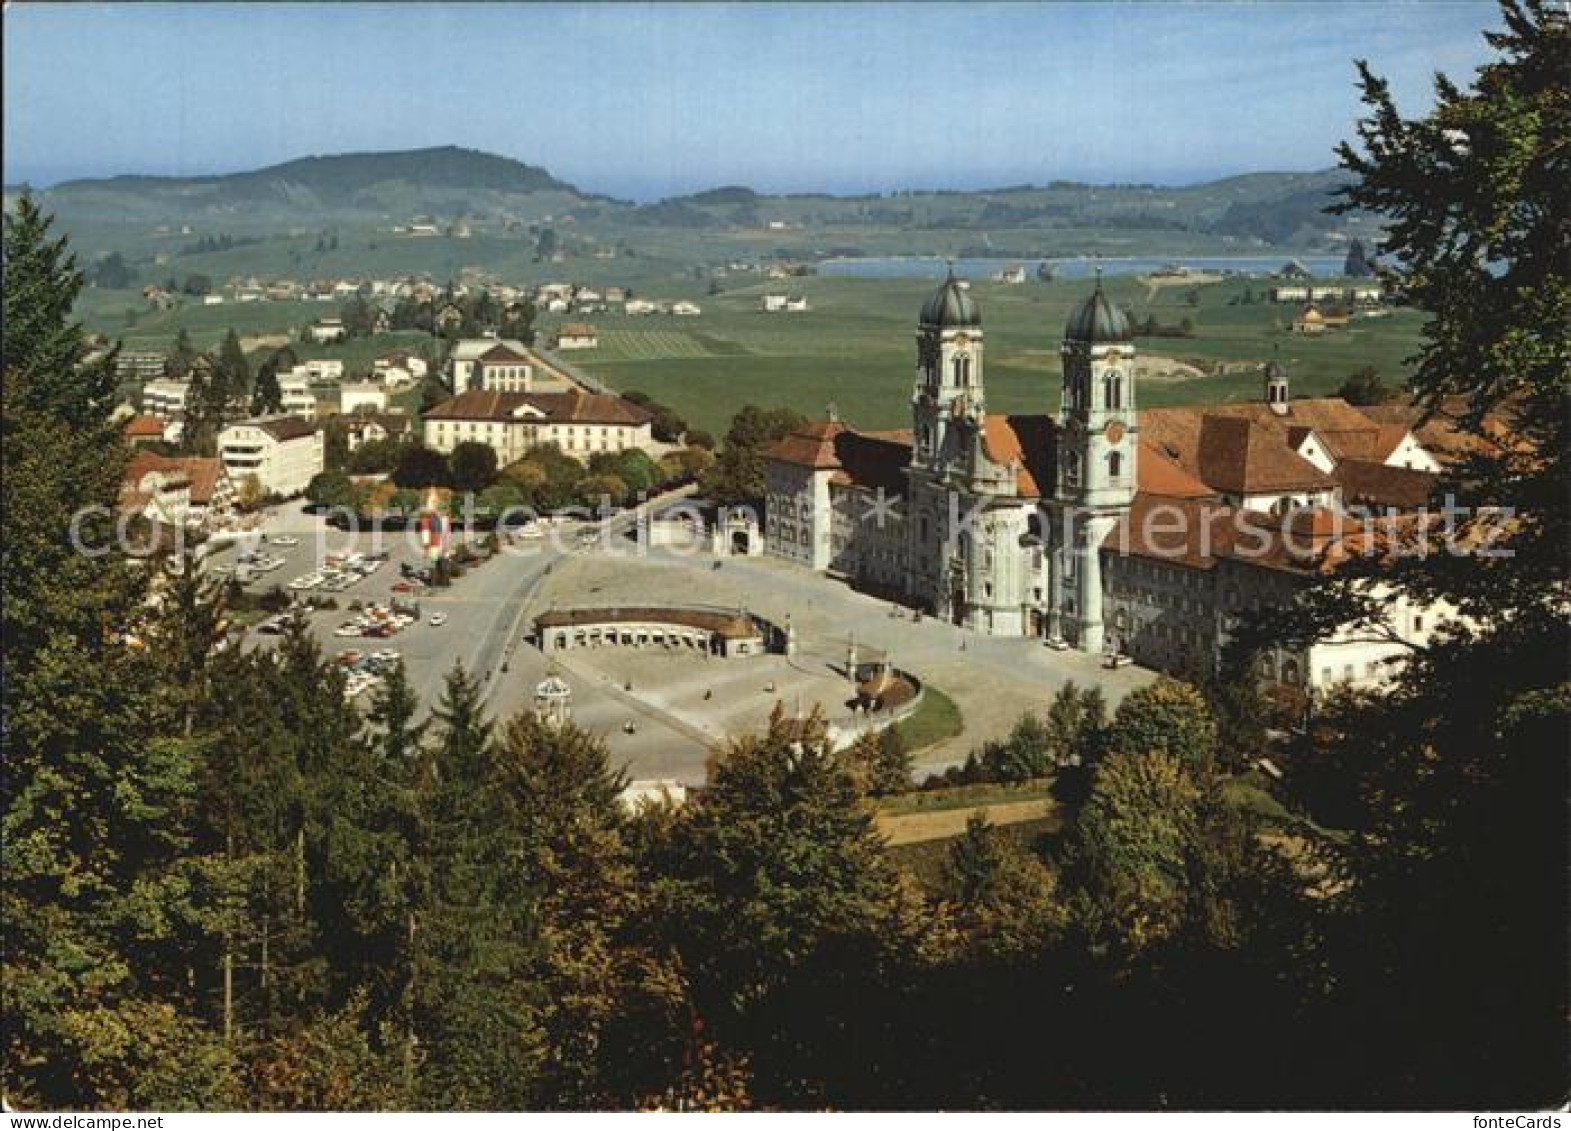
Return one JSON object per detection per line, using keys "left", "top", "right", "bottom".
{"left": 2, "top": 193, "right": 118, "bottom": 427}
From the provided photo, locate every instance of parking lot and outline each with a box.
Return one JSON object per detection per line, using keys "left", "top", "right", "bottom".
{"left": 208, "top": 503, "right": 563, "bottom": 710}
{"left": 205, "top": 500, "right": 1154, "bottom": 786}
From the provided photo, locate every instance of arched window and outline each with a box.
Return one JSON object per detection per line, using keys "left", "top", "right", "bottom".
{"left": 1103, "top": 370, "right": 1123, "bottom": 410}
{"left": 1065, "top": 450, "right": 1082, "bottom": 487}
{"left": 1108, "top": 450, "right": 1123, "bottom": 479}
{"left": 952, "top": 355, "right": 971, "bottom": 385}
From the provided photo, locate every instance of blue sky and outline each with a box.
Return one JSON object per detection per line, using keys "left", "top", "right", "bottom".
{"left": 5, "top": 1, "right": 1500, "bottom": 198}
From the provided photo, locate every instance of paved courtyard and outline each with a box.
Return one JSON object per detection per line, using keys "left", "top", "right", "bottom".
{"left": 508, "top": 540, "right": 1155, "bottom": 777}
{"left": 225, "top": 505, "right": 1155, "bottom": 785}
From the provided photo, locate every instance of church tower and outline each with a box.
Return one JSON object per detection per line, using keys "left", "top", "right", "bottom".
{"left": 1264, "top": 353, "right": 1290, "bottom": 415}
{"left": 911, "top": 270, "right": 984, "bottom": 475}
{"left": 1051, "top": 275, "right": 1137, "bottom": 653}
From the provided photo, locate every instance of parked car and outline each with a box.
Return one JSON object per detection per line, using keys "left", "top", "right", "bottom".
{"left": 428, "top": 613, "right": 447, "bottom": 627}
{"left": 271, "top": 535, "right": 299, "bottom": 547}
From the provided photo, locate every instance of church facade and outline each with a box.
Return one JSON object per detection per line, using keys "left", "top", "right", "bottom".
{"left": 762, "top": 275, "right": 1461, "bottom": 697}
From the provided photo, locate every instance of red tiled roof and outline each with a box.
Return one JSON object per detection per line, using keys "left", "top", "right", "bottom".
{"left": 1141, "top": 397, "right": 1398, "bottom": 496}
{"left": 478, "top": 343, "right": 531, "bottom": 364}
{"left": 1137, "top": 441, "right": 1215, "bottom": 499}
{"left": 253, "top": 416, "right": 320, "bottom": 443}
{"left": 123, "top": 413, "right": 165, "bottom": 438}
{"left": 984, "top": 415, "right": 1057, "bottom": 497}
{"left": 1196, "top": 415, "right": 1332, "bottom": 494}
{"left": 1107, "top": 496, "right": 1354, "bottom": 576}
{"left": 180, "top": 458, "right": 226, "bottom": 504}
{"left": 1333, "top": 458, "right": 1437, "bottom": 509}
{"left": 122, "top": 451, "right": 229, "bottom": 504}
{"left": 765, "top": 419, "right": 847, "bottom": 469}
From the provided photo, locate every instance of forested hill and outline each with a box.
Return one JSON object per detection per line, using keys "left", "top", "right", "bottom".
{"left": 27, "top": 146, "right": 599, "bottom": 225}
{"left": 17, "top": 146, "right": 1366, "bottom": 251}
{"left": 632, "top": 168, "right": 1362, "bottom": 246}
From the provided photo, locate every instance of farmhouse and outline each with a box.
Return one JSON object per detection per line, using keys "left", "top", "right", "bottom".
{"left": 555, "top": 323, "right": 599, "bottom": 350}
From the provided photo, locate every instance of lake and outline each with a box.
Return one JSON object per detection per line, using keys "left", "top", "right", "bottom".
{"left": 819, "top": 255, "right": 1349, "bottom": 280}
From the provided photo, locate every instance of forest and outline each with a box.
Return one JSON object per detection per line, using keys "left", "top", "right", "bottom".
{"left": 2, "top": 2, "right": 1565, "bottom": 1111}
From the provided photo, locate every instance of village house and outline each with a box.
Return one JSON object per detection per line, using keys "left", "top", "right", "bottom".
{"left": 122, "top": 413, "right": 173, "bottom": 448}
{"left": 1293, "top": 306, "right": 1328, "bottom": 335}
{"left": 672, "top": 301, "right": 702, "bottom": 316}
{"left": 372, "top": 349, "right": 428, "bottom": 388}
{"left": 554, "top": 323, "right": 599, "bottom": 350}
{"left": 119, "top": 451, "right": 236, "bottom": 530}
{"left": 309, "top": 317, "right": 347, "bottom": 343}
{"left": 339, "top": 382, "right": 389, "bottom": 415}
{"left": 338, "top": 412, "right": 416, "bottom": 452}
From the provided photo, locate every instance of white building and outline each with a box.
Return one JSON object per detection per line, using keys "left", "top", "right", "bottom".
{"left": 447, "top": 338, "right": 530, "bottom": 390}
{"left": 470, "top": 342, "right": 535, "bottom": 392}
{"left": 339, "top": 412, "right": 416, "bottom": 451}
{"left": 309, "top": 318, "right": 347, "bottom": 343}
{"left": 624, "top": 299, "right": 659, "bottom": 316}
{"left": 423, "top": 389, "right": 653, "bottom": 465}
{"left": 672, "top": 301, "right": 702, "bottom": 316}
{"left": 554, "top": 323, "right": 599, "bottom": 350}
{"left": 277, "top": 373, "right": 320, "bottom": 418}
{"left": 339, "top": 382, "right": 389, "bottom": 414}
{"left": 372, "top": 349, "right": 427, "bottom": 388}
{"left": 218, "top": 416, "right": 324, "bottom": 498}
{"left": 141, "top": 379, "right": 191, "bottom": 419}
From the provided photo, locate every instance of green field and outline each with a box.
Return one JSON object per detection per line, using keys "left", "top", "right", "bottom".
{"left": 552, "top": 273, "right": 1425, "bottom": 434}
{"left": 79, "top": 267, "right": 1423, "bottom": 433}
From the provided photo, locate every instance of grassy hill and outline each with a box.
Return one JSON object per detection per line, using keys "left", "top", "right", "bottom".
{"left": 14, "top": 146, "right": 1383, "bottom": 291}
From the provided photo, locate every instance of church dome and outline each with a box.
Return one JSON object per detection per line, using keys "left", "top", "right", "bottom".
{"left": 920, "top": 273, "right": 981, "bottom": 328}
{"left": 1064, "top": 279, "right": 1132, "bottom": 344}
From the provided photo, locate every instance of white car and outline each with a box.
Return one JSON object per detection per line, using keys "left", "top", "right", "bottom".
{"left": 334, "top": 623, "right": 364, "bottom": 638}
{"left": 271, "top": 535, "right": 299, "bottom": 547}
{"left": 428, "top": 613, "right": 447, "bottom": 627}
